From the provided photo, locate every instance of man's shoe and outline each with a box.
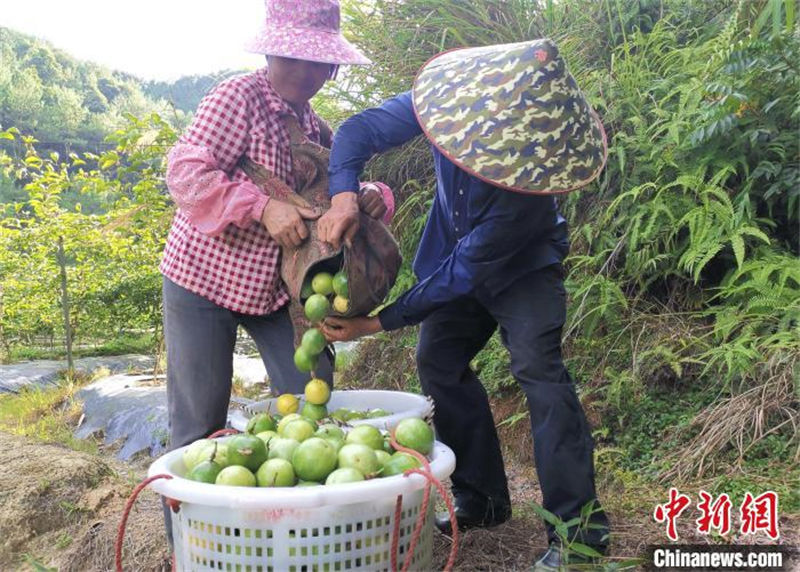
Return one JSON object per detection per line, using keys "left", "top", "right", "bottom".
{"left": 532, "top": 544, "right": 564, "bottom": 571}
{"left": 434, "top": 496, "right": 511, "bottom": 535}
{"left": 532, "top": 543, "right": 606, "bottom": 571}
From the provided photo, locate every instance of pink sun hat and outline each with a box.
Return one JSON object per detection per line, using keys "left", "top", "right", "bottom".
{"left": 245, "top": 0, "right": 371, "bottom": 65}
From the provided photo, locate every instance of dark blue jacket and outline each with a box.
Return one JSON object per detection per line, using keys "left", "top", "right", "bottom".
{"left": 329, "top": 92, "right": 568, "bottom": 330}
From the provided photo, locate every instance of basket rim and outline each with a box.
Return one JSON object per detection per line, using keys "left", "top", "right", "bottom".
{"left": 148, "top": 439, "right": 455, "bottom": 509}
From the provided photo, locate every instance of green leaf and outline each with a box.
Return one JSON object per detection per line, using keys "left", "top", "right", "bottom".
{"left": 739, "top": 227, "right": 770, "bottom": 244}
{"left": 612, "top": 558, "right": 647, "bottom": 570}
{"left": 530, "top": 502, "right": 562, "bottom": 526}
{"left": 752, "top": 0, "right": 773, "bottom": 37}
{"left": 23, "top": 554, "right": 56, "bottom": 572}
{"left": 563, "top": 517, "right": 583, "bottom": 528}
{"left": 567, "top": 542, "right": 604, "bottom": 558}
{"left": 772, "top": 0, "right": 782, "bottom": 36}
{"left": 730, "top": 234, "right": 745, "bottom": 268}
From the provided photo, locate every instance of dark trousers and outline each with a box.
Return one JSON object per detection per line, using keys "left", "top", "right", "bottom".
{"left": 161, "top": 277, "right": 333, "bottom": 545}
{"left": 162, "top": 277, "right": 333, "bottom": 451}
{"left": 416, "top": 264, "right": 609, "bottom": 546}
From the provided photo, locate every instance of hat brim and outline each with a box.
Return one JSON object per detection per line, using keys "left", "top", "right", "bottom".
{"left": 412, "top": 40, "right": 607, "bottom": 195}
{"left": 245, "top": 25, "right": 371, "bottom": 66}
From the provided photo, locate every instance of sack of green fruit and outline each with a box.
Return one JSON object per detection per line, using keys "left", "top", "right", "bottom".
{"left": 239, "top": 116, "right": 402, "bottom": 331}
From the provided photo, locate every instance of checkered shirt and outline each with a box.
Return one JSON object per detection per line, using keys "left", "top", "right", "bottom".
{"left": 160, "top": 68, "right": 322, "bottom": 315}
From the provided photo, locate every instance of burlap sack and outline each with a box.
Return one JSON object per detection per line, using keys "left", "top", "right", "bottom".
{"left": 240, "top": 115, "right": 402, "bottom": 343}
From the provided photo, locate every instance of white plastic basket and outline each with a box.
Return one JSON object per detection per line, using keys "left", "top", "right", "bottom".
{"left": 148, "top": 437, "right": 455, "bottom": 571}
{"left": 229, "top": 390, "right": 434, "bottom": 433}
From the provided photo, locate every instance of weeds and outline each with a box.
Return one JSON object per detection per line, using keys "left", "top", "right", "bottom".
{"left": 0, "top": 371, "right": 99, "bottom": 453}
{"left": 337, "top": 0, "right": 798, "bottom": 507}
{"left": 530, "top": 500, "right": 642, "bottom": 570}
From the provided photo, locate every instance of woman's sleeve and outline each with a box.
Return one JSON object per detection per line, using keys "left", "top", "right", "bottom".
{"left": 359, "top": 181, "right": 396, "bottom": 224}
{"left": 165, "top": 81, "right": 270, "bottom": 236}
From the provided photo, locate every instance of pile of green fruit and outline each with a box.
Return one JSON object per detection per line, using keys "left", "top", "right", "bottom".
{"left": 181, "top": 416, "right": 435, "bottom": 488}
{"left": 294, "top": 270, "right": 349, "bottom": 374}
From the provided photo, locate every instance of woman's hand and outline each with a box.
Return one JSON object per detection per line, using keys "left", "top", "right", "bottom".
{"left": 261, "top": 198, "right": 320, "bottom": 248}
{"left": 358, "top": 183, "right": 388, "bottom": 220}
{"left": 322, "top": 316, "right": 382, "bottom": 342}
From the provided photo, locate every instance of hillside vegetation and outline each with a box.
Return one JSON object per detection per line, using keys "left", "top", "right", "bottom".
{"left": 0, "top": 0, "right": 797, "bottom": 518}
{"left": 334, "top": 0, "right": 799, "bottom": 499}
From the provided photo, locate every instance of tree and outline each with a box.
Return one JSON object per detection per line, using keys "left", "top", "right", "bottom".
{"left": 39, "top": 85, "right": 87, "bottom": 140}
{"left": 0, "top": 115, "right": 177, "bottom": 353}
{"left": 3, "top": 67, "right": 44, "bottom": 129}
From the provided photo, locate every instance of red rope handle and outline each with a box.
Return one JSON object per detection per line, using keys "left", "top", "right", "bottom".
{"left": 116, "top": 428, "right": 241, "bottom": 570}
{"left": 209, "top": 428, "right": 239, "bottom": 439}
{"left": 389, "top": 435, "right": 459, "bottom": 572}
{"left": 391, "top": 495, "right": 403, "bottom": 572}
{"left": 115, "top": 474, "right": 173, "bottom": 572}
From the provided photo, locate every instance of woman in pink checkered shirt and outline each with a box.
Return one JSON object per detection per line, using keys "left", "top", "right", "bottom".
{"left": 159, "top": 0, "right": 391, "bottom": 503}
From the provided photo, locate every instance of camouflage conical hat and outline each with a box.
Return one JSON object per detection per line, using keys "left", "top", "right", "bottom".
{"left": 412, "top": 39, "right": 607, "bottom": 194}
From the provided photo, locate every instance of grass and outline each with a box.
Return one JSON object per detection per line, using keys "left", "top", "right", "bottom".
{"left": 0, "top": 371, "right": 100, "bottom": 454}
{"left": 4, "top": 332, "right": 156, "bottom": 363}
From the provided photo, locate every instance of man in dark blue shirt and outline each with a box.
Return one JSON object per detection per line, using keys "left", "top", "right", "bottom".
{"left": 319, "top": 40, "right": 610, "bottom": 568}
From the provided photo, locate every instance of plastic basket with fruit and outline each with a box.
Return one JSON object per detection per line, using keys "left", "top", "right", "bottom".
{"left": 146, "top": 412, "right": 455, "bottom": 571}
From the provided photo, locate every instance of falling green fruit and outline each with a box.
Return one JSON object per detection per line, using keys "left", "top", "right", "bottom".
{"left": 394, "top": 417, "right": 434, "bottom": 455}
{"left": 301, "top": 328, "right": 327, "bottom": 355}
{"left": 294, "top": 345, "right": 318, "bottom": 372}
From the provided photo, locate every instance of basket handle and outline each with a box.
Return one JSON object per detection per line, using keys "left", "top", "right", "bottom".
{"left": 115, "top": 474, "right": 174, "bottom": 572}
{"left": 389, "top": 436, "right": 459, "bottom": 572}
{"left": 209, "top": 428, "right": 240, "bottom": 439}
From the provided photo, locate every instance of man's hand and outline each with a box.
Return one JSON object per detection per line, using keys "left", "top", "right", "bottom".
{"left": 261, "top": 198, "right": 320, "bottom": 248}
{"left": 322, "top": 316, "right": 382, "bottom": 342}
{"left": 317, "top": 192, "right": 359, "bottom": 250}
{"left": 358, "top": 183, "right": 388, "bottom": 220}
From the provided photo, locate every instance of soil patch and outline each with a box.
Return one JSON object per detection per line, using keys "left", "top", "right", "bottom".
{"left": 0, "top": 431, "right": 168, "bottom": 571}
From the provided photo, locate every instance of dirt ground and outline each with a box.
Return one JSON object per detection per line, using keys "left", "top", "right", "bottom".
{"left": 1, "top": 425, "right": 797, "bottom": 571}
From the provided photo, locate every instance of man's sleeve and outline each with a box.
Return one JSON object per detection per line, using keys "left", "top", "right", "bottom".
{"left": 329, "top": 91, "right": 423, "bottom": 196}
{"left": 378, "top": 193, "right": 557, "bottom": 330}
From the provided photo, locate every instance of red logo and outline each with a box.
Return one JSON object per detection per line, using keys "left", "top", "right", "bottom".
{"left": 740, "top": 491, "right": 780, "bottom": 540}
{"left": 654, "top": 489, "right": 781, "bottom": 541}
{"left": 654, "top": 487, "right": 692, "bottom": 541}
{"left": 696, "top": 490, "right": 732, "bottom": 536}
